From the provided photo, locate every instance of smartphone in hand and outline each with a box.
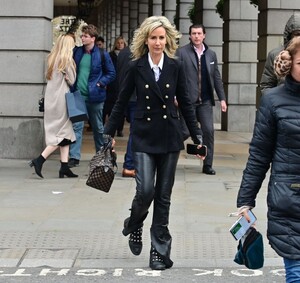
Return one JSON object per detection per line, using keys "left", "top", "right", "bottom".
{"left": 186, "top": 144, "right": 207, "bottom": 157}
{"left": 229, "top": 210, "right": 257, "bottom": 241}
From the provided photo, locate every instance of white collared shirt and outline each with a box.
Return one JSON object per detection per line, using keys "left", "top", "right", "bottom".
{"left": 148, "top": 53, "right": 164, "bottom": 81}
{"left": 193, "top": 43, "right": 205, "bottom": 61}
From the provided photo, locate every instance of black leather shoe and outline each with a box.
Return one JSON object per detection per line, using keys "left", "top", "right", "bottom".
{"left": 129, "top": 227, "right": 143, "bottom": 256}
{"left": 59, "top": 162, "right": 78, "bottom": 178}
{"left": 149, "top": 247, "right": 166, "bottom": 270}
{"left": 68, "top": 158, "right": 80, "bottom": 168}
{"left": 202, "top": 166, "right": 216, "bottom": 175}
{"left": 117, "top": 131, "right": 124, "bottom": 137}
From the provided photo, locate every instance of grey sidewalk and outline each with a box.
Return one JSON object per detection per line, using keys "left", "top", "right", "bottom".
{"left": 0, "top": 130, "right": 281, "bottom": 269}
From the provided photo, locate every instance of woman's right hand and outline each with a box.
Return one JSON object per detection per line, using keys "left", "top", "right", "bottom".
{"left": 111, "top": 138, "right": 116, "bottom": 148}
{"left": 242, "top": 210, "right": 251, "bottom": 223}
{"left": 238, "top": 206, "right": 252, "bottom": 223}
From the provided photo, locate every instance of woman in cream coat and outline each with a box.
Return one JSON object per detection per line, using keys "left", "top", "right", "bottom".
{"left": 29, "top": 34, "right": 78, "bottom": 179}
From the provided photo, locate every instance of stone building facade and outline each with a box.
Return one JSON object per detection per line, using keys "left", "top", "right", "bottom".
{"left": 0, "top": 0, "right": 299, "bottom": 158}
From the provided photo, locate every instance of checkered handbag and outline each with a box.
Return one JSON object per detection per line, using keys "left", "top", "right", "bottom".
{"left": 86, "top": 138, "right": 117, "bottom": 192}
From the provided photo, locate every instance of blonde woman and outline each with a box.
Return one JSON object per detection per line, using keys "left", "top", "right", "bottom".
{"left": 104, "top": 16, "right": 204, "bottom": 270}
{"left": 111, "top": 35, "right": 127, "bottom": 54}
{"left": 29, "top": 34, "right": 77, "bottom": 179}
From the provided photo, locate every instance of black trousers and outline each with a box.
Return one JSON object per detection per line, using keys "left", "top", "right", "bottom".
{"left": 122, "top": 151, "right": 180, "bottom": 267}
{"left": 180, "top": 100, "right": 214, "bottom": 166}
{"left": 195, "top": 101, "right": 214, "bottom": 167}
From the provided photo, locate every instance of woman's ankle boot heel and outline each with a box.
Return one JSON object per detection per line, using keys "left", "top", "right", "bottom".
{"left": 59, "top": 162, "right": 78, "bottom": 178}
{"left": 28, "top": 155, "right": 45, "bottom": 178}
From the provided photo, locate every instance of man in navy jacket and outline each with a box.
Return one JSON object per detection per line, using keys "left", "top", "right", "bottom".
{"left": 69, "top": 24, "right": 116, "bottom": 167}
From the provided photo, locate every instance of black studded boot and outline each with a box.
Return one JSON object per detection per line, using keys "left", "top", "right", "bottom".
{"left": 149, "top": 246, "right": 166, "bottom": 270}
{"left": 129, "top": 227, "right": 143, "bottom": 255}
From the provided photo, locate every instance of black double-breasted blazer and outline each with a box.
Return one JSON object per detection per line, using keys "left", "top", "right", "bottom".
{"left": 104, "top": 53, "right": 202, "bottom": 154}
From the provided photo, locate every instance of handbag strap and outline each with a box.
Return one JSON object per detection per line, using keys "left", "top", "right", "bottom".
{"left": 110, "top": 151, "right": 118, "bottom": 174}
{"left": 103, "top": 136, "right": 118, "bottom": 173}
{"left": 103, "top": 137, "right": 113, "bottom": 152}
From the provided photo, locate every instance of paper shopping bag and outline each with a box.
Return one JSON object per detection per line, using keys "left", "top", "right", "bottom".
{"left": 65, "top": 90, "right": 88, "bottom": 123}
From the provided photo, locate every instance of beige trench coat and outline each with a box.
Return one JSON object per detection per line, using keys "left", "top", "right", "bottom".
{"left": 44, "top": 62, "right": 76, "bottom": 146}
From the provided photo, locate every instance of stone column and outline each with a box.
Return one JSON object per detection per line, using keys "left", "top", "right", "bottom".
{"left": 106, "top": 1, "right": 113, "bottom": 50}
{"left": 129, "top": 0, "right": 138, "bottom": 41}
{"left": 177, "top": 0, "right": 194, "bottom": 44}
{"left": 0, "top": 0, "right": 53, "bottom": 158}
{"left": 202, "top": 0, "right": 223, "bottom": 53}
{"left": 222, "top": 0, "right": 258, "bottom": 132}
{"left": 202, "top": 0, "right": 224, "bottom": 129}
{"left": 121, "top": 0, "right": 130, "bottom": 42}
{"left": 115, "top": 0, "right": 122, "bottom": 37}
{"left": 153, "top": 0, "right": 163, "bottom": 15}
{"left": 97, "top": 2, "right": 108, "bottom": 50}
{"left": 138, "top": 0, "right": 149, "bottom": 24}
{"left": 98, "top": 8, "right": 105, "bottom": 44}
{"left": 110, "top": 0, "right": 117, "bottom": 46}
{"left": 164, "top": 0, "right": 176, "bottom": 25}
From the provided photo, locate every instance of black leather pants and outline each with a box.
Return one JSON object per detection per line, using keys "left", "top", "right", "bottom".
{"left": 122, "top": 151, "right": 180, "bottom": 267}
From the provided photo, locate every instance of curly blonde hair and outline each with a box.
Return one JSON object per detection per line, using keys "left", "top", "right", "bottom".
{"left": 46, "top": 34, "right": 76, "bottom": 80}
{"left": 130, "top": 16, "right": 181, "bottom": 60}
{"left": 274, "top": 36, "right": 300, "bottom": 78}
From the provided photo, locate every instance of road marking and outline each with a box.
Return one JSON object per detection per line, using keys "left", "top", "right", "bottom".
{"left": 0, "top": 268, "right": 286, "bottom": 278}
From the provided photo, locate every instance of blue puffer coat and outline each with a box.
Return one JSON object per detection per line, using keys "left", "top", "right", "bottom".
{"left": 72, "top": 45, "right": 116, "bottom": 103}
{"left": 237, "top": 75, "right": 300, "bottom": 260}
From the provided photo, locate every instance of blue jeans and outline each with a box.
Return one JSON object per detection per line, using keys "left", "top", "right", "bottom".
{"left": 69, "top": 121, "right": 84, "bottom": 160}
{"left": 123, "top": 101, "right": 136, "bottom": 170}
{"left": 86, "top": 101, "right": 104, "bottom": 152}
{"left": 284, "top": 258, "right": 300, "bottom": 283}
{"left": 70, "top": 101, "right": 104, "bottom": 160}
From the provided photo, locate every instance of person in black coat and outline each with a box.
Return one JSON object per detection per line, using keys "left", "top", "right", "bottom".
{"left": 103, "top": 36, "right": 127, "bottom": 137}
{"left": 117, "top": 46, "right": 137, "bottom": 177}
{"left": 104, "top": 16, "right": 204, "bottom": 270}
{"left": 236, "top": 36, "right": 300, "bottom": 282}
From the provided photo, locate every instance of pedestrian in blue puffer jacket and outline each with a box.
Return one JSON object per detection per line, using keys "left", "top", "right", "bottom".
{"left": 68, "top": 24, "right": 116, "bottom": 168}
{"left": 237, "top": 36, "right": 300, "bottom": 283}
